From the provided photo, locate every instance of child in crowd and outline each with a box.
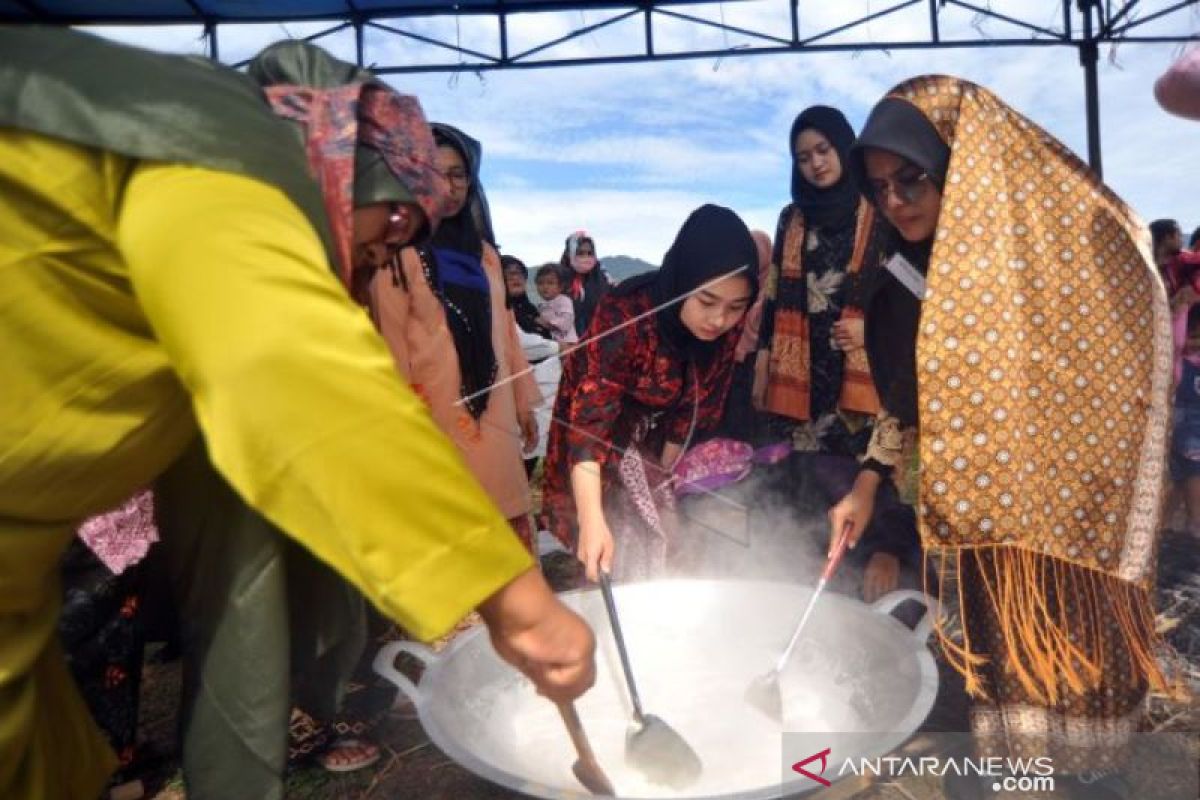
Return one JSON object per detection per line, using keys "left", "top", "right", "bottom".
{"left": 535, "top": 263, "right": 579, "bottom": 344}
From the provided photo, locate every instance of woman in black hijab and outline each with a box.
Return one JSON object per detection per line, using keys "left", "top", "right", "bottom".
{"left": 756, "top": 105, "right": 918, "bottom": 603}
{"left": 837, "top": 79, "right": 1170, "bottom": 800}
{"left": 542, "top": 205, "right": 759, "bottom": 581}
{"left": 501, "top": 254, "right": 553, "bottom": 338}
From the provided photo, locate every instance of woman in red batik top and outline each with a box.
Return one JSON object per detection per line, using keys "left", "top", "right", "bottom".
{"left": 542, "top": 205, "right": 759, "bottom": 582}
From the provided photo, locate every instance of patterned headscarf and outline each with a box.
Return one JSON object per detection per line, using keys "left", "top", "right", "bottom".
{"left": 248, "top": 41, "right": 451, "bottom": 296}
{"left": 859, "top": 75, "right": 1171, "bottom": 702}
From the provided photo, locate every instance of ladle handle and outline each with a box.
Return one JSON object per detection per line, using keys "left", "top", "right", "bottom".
{"left": 821, "top": 520, "right": 854, "bottom": 582}
{"left": 597, "top": 571, "right": 645, "bottom": 722}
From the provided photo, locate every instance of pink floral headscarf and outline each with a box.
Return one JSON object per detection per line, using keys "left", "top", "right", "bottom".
{"left": 263, "top": 82, "right": 452, "bottom": 294}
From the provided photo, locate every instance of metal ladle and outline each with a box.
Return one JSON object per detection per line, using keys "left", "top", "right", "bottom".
{"left": 745, "top": 520, "right": 854, "bottom": 722}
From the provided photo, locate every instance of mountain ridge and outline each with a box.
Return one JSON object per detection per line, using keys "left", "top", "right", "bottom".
{"left": 600, "top": 254, "right": 658, "bottom": 283}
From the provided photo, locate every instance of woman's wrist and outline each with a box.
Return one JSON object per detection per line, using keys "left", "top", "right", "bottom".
{"left": 577, "top": 504, "right": 606, "bottom": 529}
{"left": 853, "top": 467, "right": 883, "bottom": 495}
{"left": 477, "top": 566, "right": 554, "bottom": 631}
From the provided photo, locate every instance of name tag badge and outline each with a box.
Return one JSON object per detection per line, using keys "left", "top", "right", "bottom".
{"left": 884, "top": 253, "right": 927, "bottom": 300}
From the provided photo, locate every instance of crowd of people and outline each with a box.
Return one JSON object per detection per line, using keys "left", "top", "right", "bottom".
{"left": 0, "top": 24, "right": 1191, "bottom": 800}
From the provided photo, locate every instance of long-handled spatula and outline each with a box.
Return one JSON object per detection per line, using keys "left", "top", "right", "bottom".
{"left": 745, "top": 520, "right": 854, "bottom": 722}
{"left": 598, "top": 571, "right": 702, "bottom": 790}
{"left": 556, "top": 700, "right": 615, "bottom": 795}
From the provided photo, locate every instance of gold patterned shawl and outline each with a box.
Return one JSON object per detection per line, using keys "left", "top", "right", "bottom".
{"left": 885, "top": 75, "right": 1173, "bottom": 703}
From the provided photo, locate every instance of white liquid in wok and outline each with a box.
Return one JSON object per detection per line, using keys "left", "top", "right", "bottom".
{"left": 489, "top": 638, "right": 872, "bottom": 798}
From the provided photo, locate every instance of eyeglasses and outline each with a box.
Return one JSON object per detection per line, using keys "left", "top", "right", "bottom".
{"left": 440, "top": 168, "right": 470, "bottom": 186}
{"left": 867, "top": 169, "right": 932, "bottom": 206}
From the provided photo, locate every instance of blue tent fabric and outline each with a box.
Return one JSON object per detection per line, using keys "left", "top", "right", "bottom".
{"left": 0, "top": 0, "right": 718, "bottom": 23}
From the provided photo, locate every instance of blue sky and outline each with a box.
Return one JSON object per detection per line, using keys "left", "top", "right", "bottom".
{"left": 87, "top": 0, "right": 1200, "bottom": 265}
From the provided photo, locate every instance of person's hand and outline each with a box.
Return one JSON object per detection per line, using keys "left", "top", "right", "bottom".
{"left": 1171, "top": 285, "right": 1200, "bottom": 313}
{"left": 828, "top": 470, "right": 881, "bottom": 551}
{"left": 478, "top": 567, "right": 596, "bottom": 703}
{"left": 518, "top": 409, "right": 538, "bottom": 453}
{"left": 576, "top": 513, "right": 615, "bottom": 583}
{"left": 832, "top": 317, "right": 865, "bottom": 351}
{"left": 861, "top": 552, "right": 900, "bottom": 603}
{"left": 752, "top": 349, "right": 770, "bottom": 410}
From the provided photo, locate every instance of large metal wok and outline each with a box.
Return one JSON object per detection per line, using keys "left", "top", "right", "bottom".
{"left": 374, "top": 579, "right": 938, "bottom": 800}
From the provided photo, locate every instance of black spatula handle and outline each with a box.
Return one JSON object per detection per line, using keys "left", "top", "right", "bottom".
{"left": 598, "top": 570, "right": 645, "bottom": 723}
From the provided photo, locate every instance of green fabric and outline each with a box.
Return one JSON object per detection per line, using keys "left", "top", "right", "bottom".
{"left": 155, "top": 440, "right": 366, "bottom": 800}
{"left": 354, "top": 144, "right": 414, "bottom": 206}
{"left": 0, "top": 26, "right": 334, "bottom": 262}
{"left": 246, "top": 39, "right": 375, "bottom": 89}
{"left": 0, "top": 30, "right": 363, "bottom": 795}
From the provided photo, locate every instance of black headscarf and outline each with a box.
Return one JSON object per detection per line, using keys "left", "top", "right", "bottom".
{"left": 789, "top": 105, "right": 861, "bottom": 229}
{"left": 847, "top": 97, "right": 950, "bottom": 429}
{"left": 424, "top": 123, "right": 498, "bottom": 419}
{"left": 849, "top": 97, "right": 951, "bottom": 211}
{"left": 501, "top": 255, "right": 551, "bottom": 337}
{"left": 616, "top": 204, "right": 760, "bottom": 361}
{"left": 432, "top": 123, "right": 497, "bottom": 249}
{"left": 849, "top": 96, "right": 950, "bottom": 270}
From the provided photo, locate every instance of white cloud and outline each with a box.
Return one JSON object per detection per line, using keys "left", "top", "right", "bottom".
{"left": 489, "top": 186, "right": 779, "bottom": 265}
{"left": 81, "top": 6, "right": 1200, "bottom": 261}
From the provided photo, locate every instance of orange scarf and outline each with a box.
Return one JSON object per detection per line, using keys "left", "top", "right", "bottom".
{"left": 764, "top": 202, "right": 880, "bottom": 420}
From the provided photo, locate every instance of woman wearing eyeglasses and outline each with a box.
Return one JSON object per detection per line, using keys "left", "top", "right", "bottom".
{"left": 368, "top": 124, "right": 541, "bottom": 552}
{"left": 755, "top": 105, "right": 920, "bottom": 604}
{"left": 835, "top": 76, "right": 1170, "bottom": 798}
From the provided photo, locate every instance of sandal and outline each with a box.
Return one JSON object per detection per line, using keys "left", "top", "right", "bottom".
{"left": 316, "top": 738, "right": 381, "bottom": 773}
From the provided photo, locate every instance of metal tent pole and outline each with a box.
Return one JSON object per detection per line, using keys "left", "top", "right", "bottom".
{"left": 1079, "top": 0, "right": 1103, "bottom": 176}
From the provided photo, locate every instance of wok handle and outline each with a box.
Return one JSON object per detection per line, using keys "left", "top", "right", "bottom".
{"left": 372, "top": 640, "right": 438, "bottom": 709}
{"left": 598, "top": 571, "right": 646, "bottom": 723}
{"left": 870, "top": 589, "right": 937, "bottom": 643}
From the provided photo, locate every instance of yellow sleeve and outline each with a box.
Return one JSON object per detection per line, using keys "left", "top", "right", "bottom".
{"left": 116, "top": 162, "right": 533, "bottom": 640}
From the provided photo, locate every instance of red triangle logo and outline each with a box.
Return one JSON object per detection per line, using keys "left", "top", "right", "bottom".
{"left": 792, "top": 747, "right": 832, "bottom": 787}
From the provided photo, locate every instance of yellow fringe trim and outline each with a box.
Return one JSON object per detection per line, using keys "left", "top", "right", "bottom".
{"left": 924, "top": 546, "right": 1176, "bottom": 706}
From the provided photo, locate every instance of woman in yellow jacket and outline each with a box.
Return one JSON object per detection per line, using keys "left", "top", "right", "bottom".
{"left": 0, "top": 27, "right": 594, "bottom": 800}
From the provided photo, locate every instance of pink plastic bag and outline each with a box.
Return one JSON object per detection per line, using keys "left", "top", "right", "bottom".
{"left": 672, "top": 439, "right": 791, "bottom": 496}
{"left": 1155, "top": 48, "right": 1200, "bottom": 120}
